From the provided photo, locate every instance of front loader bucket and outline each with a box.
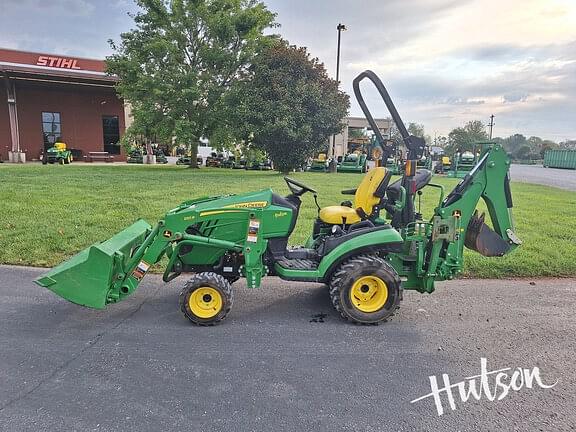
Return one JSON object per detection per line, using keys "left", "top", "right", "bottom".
{"left": 35, "top": 219, "right": 152, "bottom": 309}
{"left": 464, "top": 211, "right": 510, "bottom": 257}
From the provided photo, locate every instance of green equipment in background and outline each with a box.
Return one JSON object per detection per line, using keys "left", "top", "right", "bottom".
{"left": 127, "top": 148, "right": 168, "bottom": 164}
{"left": 232, "top": 158, "right": 247, "bottom": 169}
{"left": 42, "top": 141, "right": 73, "bottom": 165}
{"left": 206, "top": 152, "right": 224, "bottom": 167}
{"left": 417, "top": 146, "right": 433, "bottom": 170}
{"left": 176, "top": 155, "right": 203, "bottom": 166}
{"left": 447, "top": 149, "right": 477, "bottom": 178}
{"left": 337, "top": 152, "right": 367, "bottom": 173}
{"left": 544, "top": 149, "right": 576, "bottom": 170}
{"left": 434, "top": 156, "right": 451, "bottom": 174}
{"left": 221, "top": 156, "right": 236, "bottom": 168}
{"left": 36, "top": 71, "right": 521, "bottom": 326}
{"left": 307, "top": 153, "right": 330, "bottom": 172}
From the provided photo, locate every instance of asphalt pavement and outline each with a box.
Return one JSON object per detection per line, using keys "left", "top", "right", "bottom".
{"left": 0, "top": 265, "right": 574, "bottom": 431}
{"left": 510, "top": 164, "right": 576, "bottom": 191}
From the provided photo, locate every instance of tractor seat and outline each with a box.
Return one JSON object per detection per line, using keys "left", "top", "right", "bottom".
{"left": 319, "top": 167, "right": 390, "bottom": 225}
{"left": 386, "top": 169, "right": 432, "bottom": 202}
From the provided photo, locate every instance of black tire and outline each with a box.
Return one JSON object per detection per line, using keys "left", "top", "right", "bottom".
{"left": 224, "top": 275, "right": 240, "bottom": 284}
{"left": 179, "top": 272, "right": 233, "bottom": 326}
{"left": 329, "top": 255, "right": 402, "bottom": 324}
{"left": 42, "top": 159, "right": 48, "bottom": 165}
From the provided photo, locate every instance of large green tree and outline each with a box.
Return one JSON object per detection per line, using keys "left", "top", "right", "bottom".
{"left": 106, "top": 0, "right": 276, "bottom": 167}
{"left": 234, "top": 40, "right": 350, "bottom": 173}
{"left": 446, "top": 120, "right": 488, "bottom": 154}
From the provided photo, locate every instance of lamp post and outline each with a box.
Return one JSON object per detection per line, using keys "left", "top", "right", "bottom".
{"left": 330, "top": 23, "right": 346, "bottom": 173}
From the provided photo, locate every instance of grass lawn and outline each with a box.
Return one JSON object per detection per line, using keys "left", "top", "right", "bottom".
{"left": 1, "top": 163, "right": 575, "bottom": 278}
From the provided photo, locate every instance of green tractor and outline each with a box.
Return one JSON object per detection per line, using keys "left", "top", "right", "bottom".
{"left": 337, "top": 152, "right": 367, "bottom": 173}
{"left": 35, "top": 71, "right": 521, "bottom": 326}
{"left": 42, "top": 141, "right": 73, "bottom": 165}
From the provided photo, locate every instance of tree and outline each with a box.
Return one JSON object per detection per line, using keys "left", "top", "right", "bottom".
{"left": 390, "top": 122, "right": 431, "bottom": 145}
{"left": 106, "top": 0, "right": 276, "bottom": 167}
{"left": 446, "top": 120, "right": 488, "bottom": 154}
{"left": 235, "top": 40, "right": 350, "bottom": 173}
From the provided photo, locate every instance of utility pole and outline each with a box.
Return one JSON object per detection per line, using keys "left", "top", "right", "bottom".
{"left": 329, "top": 23, "right": 346, "bottom": 173}
{"left": 488, "top": 114, "right": 495, "bottom": 139}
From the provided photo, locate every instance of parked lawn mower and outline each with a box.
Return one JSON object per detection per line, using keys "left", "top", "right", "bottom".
{"left": 337, "top": 152, "right": 367, "bottom": 173}
{"left": 221, "top": 156, "right": 236, "bottom": 168}
{"left": 206, "top": 152, "right": 225, "bottom": 167}
{"left": 434, "top": 156, "right": 452, "bottom": 174}
{"left": 233, "top": 158, "right": 247, "bottom": 169}
{"left": 176, "top": 155, "right": 204, "bottom": 166}
{"left": 127, "top": 149, "right": 168, "bottom": 164}
{"left": 307, "top": 153, "right": 330, "bottom": 172}
{"left": 42, "top": 142, "right": 73, "bottom": 165}
{"left": 36, "top": 71, "right": 521, "bottom": 326}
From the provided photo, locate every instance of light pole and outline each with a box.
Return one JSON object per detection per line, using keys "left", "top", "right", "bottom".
{"left": 330, "top": 23, "right": 346, "bottom": 172}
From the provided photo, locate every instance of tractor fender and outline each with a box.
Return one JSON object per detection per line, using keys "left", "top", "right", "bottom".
{"left": 317, "top": 228, "right": 403, "bottom": 283}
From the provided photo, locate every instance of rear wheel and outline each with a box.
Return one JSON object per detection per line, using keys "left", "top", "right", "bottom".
{"left": 329, "top": 255, "right": 402, "bottom": 324}
{"left": 179, "top": 272, "right": 233, "bottom": 326}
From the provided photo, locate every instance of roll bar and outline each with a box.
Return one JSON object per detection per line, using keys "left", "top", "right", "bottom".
{"left": 352, "top": 70, "right": 426, "bottom": 161}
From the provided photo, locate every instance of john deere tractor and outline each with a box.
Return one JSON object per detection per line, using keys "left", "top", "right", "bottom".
{"left": 42, "top": 141, "right": 72, "bottom": 165}
{"left": 36, "top": 71, "right": 521, "bottom": 326}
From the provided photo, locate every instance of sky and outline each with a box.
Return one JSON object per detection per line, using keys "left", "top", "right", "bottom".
{"left": 1, "top": 0, "right": 575, "bottom": 141}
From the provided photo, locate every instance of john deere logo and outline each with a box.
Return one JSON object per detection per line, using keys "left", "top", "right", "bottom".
{"left": 224, "top": 201, "right": 268, "bottom": 209}
{"left": 274, "top": 211, "right": 288, "bottom": 218}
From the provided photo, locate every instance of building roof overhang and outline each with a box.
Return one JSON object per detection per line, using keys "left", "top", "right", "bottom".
{"left": 0, "top": 61, "right": 118, "bottom": 88}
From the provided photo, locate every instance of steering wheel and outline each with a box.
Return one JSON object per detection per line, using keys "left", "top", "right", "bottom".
{"left": 284, "top": 177, "right": 317, "bottom": 197}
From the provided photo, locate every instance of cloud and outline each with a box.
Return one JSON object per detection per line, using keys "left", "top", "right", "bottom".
{"left": 2, "top": 0, "right": 96, "bottom": 16}
{"left": 1, "top": 0, "right": 574, "bottom": 140}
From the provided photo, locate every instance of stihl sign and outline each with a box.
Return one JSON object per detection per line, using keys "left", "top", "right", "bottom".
{"left": 36, "top": 56, "right": 81, "bottom": 70}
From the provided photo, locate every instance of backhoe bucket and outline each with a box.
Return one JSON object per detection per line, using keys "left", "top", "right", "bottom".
{"left": 464, "top": 211, "right": 510, "bottom": 257}
{"left": 35, "top": 219, "right": 152, "bottom": 309}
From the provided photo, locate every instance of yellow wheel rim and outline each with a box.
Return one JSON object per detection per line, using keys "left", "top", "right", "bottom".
{"left": 349, "top": 276, "right": 388, "bottom": 313}
{"left": 188, "top": 287, "right": 223, "bottom": 319}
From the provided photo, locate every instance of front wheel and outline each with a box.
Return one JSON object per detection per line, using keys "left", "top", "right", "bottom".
{"left": 329, "top": 255, "right": 402, "bottom": 324}
{"left": 179, "top": 272, "right": 233, "bottom": 326}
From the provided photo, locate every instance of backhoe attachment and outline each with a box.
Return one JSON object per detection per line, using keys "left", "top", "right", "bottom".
{"left": 465, "top": 210, "right": 514, "bottom": 257}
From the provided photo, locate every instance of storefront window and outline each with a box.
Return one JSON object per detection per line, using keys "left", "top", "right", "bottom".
{"left": 102, "top": 115, "right": 120, "bottom": 154}
{"left": 42, "top": 112, "right": 61, "bottom": 151}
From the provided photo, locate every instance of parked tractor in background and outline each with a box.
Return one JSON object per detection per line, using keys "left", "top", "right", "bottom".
{"left": 42, "top": 141, "right": 73, "bottom": 165}
{"left": 448, "top": 150, "right": 477, "bottom": 178}
{"left": 337, "top": 152, "right": 368, "bottom": 173}
{"left": 176, "top": 155, "right": 204, "bottom": 166}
